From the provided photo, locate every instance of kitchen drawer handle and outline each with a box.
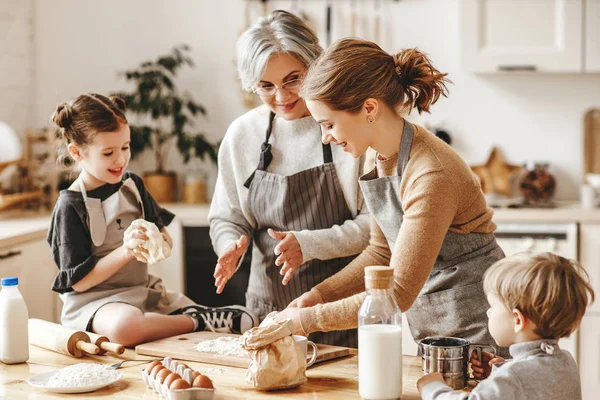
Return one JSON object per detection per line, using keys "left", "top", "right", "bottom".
{"left": 497, "top": 65, "right": 537, "bottom": 72}
{"left": 0, "top": 250, "right": 22, "bottom": 260}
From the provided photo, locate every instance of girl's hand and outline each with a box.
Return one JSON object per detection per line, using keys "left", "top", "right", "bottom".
{"left": 123, "top": 225, "right": 149, "bottom": 262}
{"left": 214, "top": 235, "right": 249, "bottom": 294}
{"left": 132, "top": 246, "right": 149, "bottom": 263}
{"left": 287, "top": 290, "right": 324, "bottom": 308}
{"left": 160, "top": 227, "right": 173, "bottom": 249}
{"left": 417, "top": 372, "right": 446, "bottom": 393}
{"left": 268, "top": 229, "right": 303, "bottom": 285}
{"left": 471, "top": 351, "right": 504, "bottom": 379}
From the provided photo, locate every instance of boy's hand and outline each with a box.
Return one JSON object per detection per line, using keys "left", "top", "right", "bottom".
{"left": 471, "top": 351, "right": 505, "bottom": 379}
{"left": 417, "top": 372, "right": 446, "bottom": 393}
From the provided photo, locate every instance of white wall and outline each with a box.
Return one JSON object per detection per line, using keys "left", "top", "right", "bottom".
{"left": 30, "top": 0, "right": 600, "bottom": 200}
{"left": 0, "top": 0, "right": 34, "bottom": 139}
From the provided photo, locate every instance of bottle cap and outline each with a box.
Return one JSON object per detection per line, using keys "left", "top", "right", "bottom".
{"left": 1, "top": 276, "right": 18, "bottom": 286}
{"left": 364, "top": 266, "right": 393, "bottom": 289}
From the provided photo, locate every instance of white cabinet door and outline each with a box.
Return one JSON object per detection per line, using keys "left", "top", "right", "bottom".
{"left": 0, "top": 238, "right": 61, "bottom": 323}
{"left": 578, "top": 316, "right": 600, "bottom": 400}
{"left": 460, "top": 0, "right": 583, "bottom": 72}
{"left": 149, "top": 220, "right": 185, "bottom": 294}
{"left": 586, "top": 0, "right": 600, "bottom": 71}
{"left": 579, "top": 224, "right": 600, "bottom": 314}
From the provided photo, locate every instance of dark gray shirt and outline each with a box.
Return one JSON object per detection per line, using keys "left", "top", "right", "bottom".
{"left": 421, "top": 339, "right": 581, "bottom": 400}
{"left": 47, "top": 172, "right": 174, "bottom": 294}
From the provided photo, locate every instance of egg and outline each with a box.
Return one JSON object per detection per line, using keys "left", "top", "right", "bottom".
{"left": 170, "top": 378, "right": 191, "bottom": 390}
{"left": 192, "top": 374, "right": 214, "bottom": 389}
{"left": 156, "top": 368, "right": 171, "bottom": 382}
{"left": 146, "top": 360, "right": 162, "bottom": 373}
{"left": 163, "top": 372, "right": 182, "bottom": 388}
{"left": 150, "top": 365, "right": 165, "bottom": 377}
{"left": 190, "top": 371, "right": 201, "bottom": 381}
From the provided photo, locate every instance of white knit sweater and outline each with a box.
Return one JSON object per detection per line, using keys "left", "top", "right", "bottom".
{"left": 209, "top": 105, "right": 370, "bottom": 263}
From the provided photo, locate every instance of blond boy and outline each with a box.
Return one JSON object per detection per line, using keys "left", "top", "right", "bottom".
{"left": 417, "top": 252, "right": 594, "bottom": 400}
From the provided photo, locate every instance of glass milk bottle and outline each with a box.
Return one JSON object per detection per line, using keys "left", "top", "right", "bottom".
{"left": 0, "top": 276, "right": 29, "bottom": 364}
{"left": 358, "top": 266, "right": 402, "bottom": 400}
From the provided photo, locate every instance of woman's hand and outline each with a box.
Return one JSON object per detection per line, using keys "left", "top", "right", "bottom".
{"left": 214, "top": 235, "right": 249, "bottom": 294}
{"left": 470, "top": 351, "right": 504, "bottom": 379}
{"left": 417, "top": 372, "right": 446, "bottom": 394}
{"left": 287, "top": 290, "right": 324, "bottom": 309}
{"left": 260, "top": 309, "right": 307, "bottom": 335}
{"left": 268, "top": 229, "right": 303, "bottom": 285}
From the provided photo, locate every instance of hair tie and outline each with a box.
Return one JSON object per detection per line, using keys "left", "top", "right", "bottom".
{"left": 394, "top": 58, "right": 402, "bottom": 78}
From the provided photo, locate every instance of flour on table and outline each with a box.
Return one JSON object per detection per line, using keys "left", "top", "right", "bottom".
{"left": 47, "top": 363, "right": 120, "bottom": 388}
{"left": 202, "top": 367, "right": 227, "bottom": 374}
{"left": 193, "top": 336, "right": 248, "bottom": 357}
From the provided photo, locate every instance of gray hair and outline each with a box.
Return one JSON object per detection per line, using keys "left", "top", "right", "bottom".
{"left": 236, "top": 10, "right": 323, "bottom": 91}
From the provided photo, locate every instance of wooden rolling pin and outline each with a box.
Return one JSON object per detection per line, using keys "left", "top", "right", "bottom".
{"left": 86, "top": 331, "right": 125, "bottom": 355}
{"left": 28, "top": 319, "right": 99, "bottom": 358}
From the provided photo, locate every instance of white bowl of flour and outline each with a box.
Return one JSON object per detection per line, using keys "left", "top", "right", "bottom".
{"left": 28, "top": 363, "right": 122, "bottom": 393}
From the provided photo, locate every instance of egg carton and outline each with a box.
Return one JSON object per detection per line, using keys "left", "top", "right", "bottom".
{"left": 141, "top": 357, "right": 214, "bottom": 400}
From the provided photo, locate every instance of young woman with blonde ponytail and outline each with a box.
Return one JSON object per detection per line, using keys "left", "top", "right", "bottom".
{"left": 271, "top": 38, "right": 508, "bottom": 357}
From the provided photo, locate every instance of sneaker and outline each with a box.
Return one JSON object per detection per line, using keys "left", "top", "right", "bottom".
{"left": 178, "top": 305, "right": 258, "bottom": 334}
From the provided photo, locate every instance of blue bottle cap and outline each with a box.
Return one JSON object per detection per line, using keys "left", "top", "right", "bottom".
{"left": 1, "top": 277, "right": 18, "bottom": 286}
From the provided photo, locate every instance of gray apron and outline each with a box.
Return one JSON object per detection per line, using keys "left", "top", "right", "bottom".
{"left": 244, "top": 112, "right": 359, "bottom": 347}
{"left": 60, "top": 175, "right": 193, "bottom": 331}
{"left": 358, "top": 122, "right": 508, "bottom": 357}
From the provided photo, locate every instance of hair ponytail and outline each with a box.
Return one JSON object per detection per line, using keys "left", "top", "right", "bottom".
{"left": 393, "top": 48, "right": 449, "bottom": 114}
{"left": 302, "top": 38, "right": 450, "bottom": 115}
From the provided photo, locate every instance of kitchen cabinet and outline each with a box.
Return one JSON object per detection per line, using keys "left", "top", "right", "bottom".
{"left": 0, "top": 237, "right": 61, "bottom": 323}
{"left": 586, "top": 0, "right": 600, "bottom": 71}
{"left": 578, "top": 316, "right": 600, "bottom": 399}
{"left": 578, "top": 223, "right": 600, "bottom": 399}
{"left": 579, "top": 224, "right": 600, "bottom": 314}
{"left": 460, "top": 0, "right": 584, "bottom": 72}
{"left": 150, "top": 220, "right": 185, "bottom": 294}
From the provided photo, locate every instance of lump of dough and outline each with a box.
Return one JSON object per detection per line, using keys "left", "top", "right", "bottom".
{"left": 124, "top": 219, "right": 171, "bottom": 265}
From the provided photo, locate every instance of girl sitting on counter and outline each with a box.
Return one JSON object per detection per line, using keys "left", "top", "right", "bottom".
{"left": 47, "top": 93, "right": 257, "bottom": 346}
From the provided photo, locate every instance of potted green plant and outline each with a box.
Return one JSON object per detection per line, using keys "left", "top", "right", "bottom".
{"left": 112, "top": 44, "right": 217, "bottom": 203}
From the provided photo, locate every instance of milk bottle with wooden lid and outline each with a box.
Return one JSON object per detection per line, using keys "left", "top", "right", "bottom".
{"left": 358, "top": 266, "right": 402, "bottom": 400}
{"left": 0, "top": 276, "right": 29, "bottom": 364}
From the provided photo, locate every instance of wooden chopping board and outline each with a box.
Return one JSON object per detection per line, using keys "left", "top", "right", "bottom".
{"left": 584, "top": 108, "right": 600, "bottom": 179}
{"left": 135, "top": 332, "right": 351, "bottom": 369}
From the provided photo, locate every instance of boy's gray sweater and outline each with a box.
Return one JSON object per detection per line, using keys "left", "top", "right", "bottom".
{"left": 421, "top": 339, "right": 581, "bottom": 400}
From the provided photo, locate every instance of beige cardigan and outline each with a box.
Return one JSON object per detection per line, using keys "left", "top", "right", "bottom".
{"left": 299, "top": 122, "right": 496, "bottom": 333}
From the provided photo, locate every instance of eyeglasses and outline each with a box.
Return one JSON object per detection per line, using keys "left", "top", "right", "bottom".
{"left": 253, "top": 76, "right": 303, "bottom": 97}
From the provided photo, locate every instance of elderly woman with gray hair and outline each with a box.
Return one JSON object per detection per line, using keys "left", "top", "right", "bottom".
{"left": 208, "top": 10, "right": 369, "bottom": 347}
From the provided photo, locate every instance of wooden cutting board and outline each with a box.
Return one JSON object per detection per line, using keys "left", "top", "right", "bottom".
{"left": 584, "top": 108, "right": 600, "bottom": 179}
{"left": 135, "top": 332, "right": 352, "bottom": 369}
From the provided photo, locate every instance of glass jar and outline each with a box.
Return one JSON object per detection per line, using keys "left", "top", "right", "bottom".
{"left": 518, "top": 162, "right": 556, "bottom": 205}
{"left": 183, "top": 169, "right": 208, "bottom": 204}
{"left": 358, "top": 266, "right": 403, "bottom": 400}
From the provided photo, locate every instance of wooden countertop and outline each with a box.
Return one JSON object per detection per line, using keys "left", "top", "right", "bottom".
{"left": 0, "top": 345, "right": 423, "bottom": 399}
{"left": 0, "top": 210, "right": 50, "bottom": 248}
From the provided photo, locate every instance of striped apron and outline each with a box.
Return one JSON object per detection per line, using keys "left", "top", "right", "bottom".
{"left": 244, "top": 111, "right": 358, "bottom": 348}
{"left": 358, "top": 121, "right": 509, "bottom": 357}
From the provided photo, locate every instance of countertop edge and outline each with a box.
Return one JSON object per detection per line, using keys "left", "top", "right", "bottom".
{"left": 3, "top": 202, "right": 600, "bottom": 248}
